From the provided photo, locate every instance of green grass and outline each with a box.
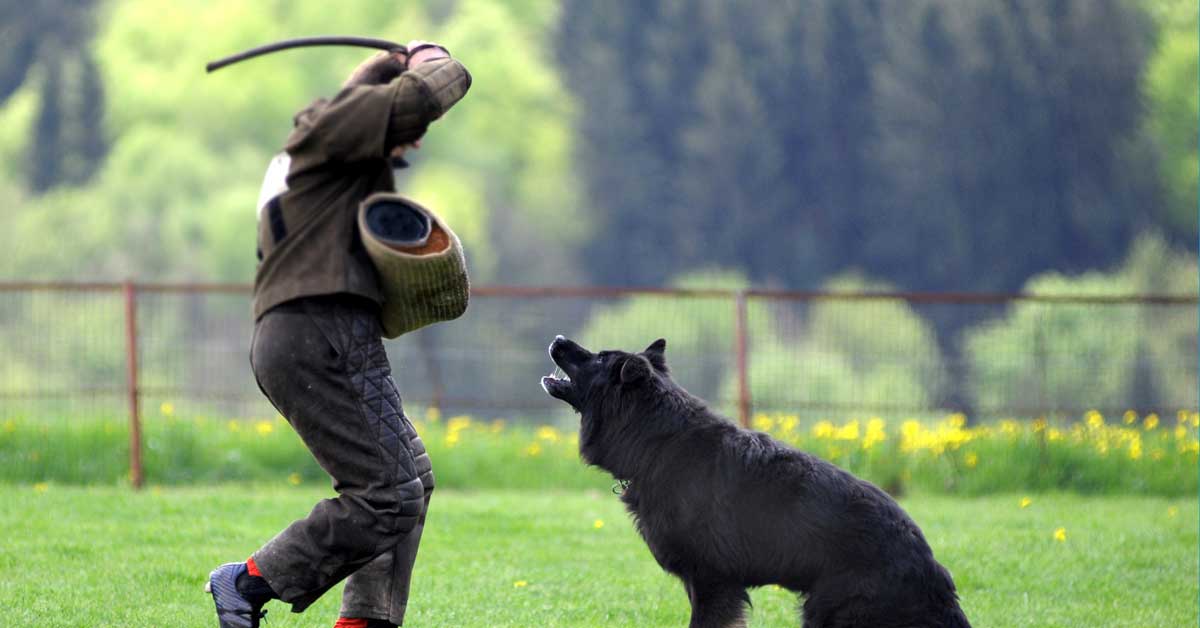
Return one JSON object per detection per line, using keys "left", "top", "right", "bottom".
{"left": 0, "top": 485, "right": 1194, "bottom": 627}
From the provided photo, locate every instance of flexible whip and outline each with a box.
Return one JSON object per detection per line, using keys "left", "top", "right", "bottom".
{"left": 206, "top": 36, "right": 405, "bottom": 73}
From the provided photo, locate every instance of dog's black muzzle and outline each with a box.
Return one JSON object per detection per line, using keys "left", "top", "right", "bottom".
{"left": 541, "top": 335, "right": 592, "bottom": 403}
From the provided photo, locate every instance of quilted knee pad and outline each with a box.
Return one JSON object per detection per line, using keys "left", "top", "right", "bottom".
{"left": 405, "top": 423, "right": 435, "bottom": 492}
{"left": 392, "top": 475, "right": 426, "bottom": 535}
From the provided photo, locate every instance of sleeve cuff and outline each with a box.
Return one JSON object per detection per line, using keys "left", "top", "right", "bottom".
{"left": 407, "top": 58, "right": 472, "bottom": 118}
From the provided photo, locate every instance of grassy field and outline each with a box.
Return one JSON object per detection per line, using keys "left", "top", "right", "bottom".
{"left": 0, "top": 485, "right": 1194, "bottom": 627}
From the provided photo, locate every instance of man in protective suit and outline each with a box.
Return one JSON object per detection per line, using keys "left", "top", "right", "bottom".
{"left": 206, "top": 41, "right": 471, "bottom": 628}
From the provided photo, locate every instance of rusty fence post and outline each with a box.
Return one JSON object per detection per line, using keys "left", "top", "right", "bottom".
{"left": 734, "top": 290, "right": 751, "bottom": 427}
{"left": 123, "top": 280, "right": 144, "bottom": 489}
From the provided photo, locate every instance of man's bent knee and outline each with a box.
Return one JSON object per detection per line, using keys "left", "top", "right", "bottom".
{"left": 390, "top": 476, "right": 426, "bottom": 535}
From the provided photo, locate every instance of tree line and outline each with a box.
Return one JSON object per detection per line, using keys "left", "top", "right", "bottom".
{"left": 556, "top": 0, "right": 1194, "bottom": 294}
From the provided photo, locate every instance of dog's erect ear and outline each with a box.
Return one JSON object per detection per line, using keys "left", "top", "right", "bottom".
{"left": 620, "top": 355, "right": 652, "bottom": 384}
{"left": 643, "top": 338, "right": 667, "bottom": 371}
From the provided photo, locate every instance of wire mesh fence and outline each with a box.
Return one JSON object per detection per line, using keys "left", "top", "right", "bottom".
{"left": 0, "top": 281, "right": 1195, "bottom": 485}
{"left": 2, "top": 282, "right": 1196, "bottom": 421}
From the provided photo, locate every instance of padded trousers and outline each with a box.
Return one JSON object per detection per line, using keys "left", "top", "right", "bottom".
{"left": 249, "top": 295, "right": 434, "bottom": 625}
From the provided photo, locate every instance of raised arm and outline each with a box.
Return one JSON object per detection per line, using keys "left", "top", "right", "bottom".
{"left": 285, "top": 42, "right": 471, "bottom": 165}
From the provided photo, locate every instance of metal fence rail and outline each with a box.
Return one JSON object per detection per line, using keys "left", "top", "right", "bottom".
{"left": 1, "top": 281, "right": 1195, "bottom": 487}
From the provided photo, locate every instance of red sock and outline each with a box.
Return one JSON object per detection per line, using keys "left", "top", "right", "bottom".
{"left": 245, "top": 556, "right": 263, "bottom": 577}
{"left": 332, "top": 619, "right": 369, "bottom": 628}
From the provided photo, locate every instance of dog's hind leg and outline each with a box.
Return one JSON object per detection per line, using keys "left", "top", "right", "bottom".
{"left": 684, "top": 580, "right": 751, "bottom": 628}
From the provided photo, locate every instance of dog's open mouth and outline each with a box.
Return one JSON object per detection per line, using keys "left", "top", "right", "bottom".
{"left": 541, "top": 366, "right": 571, "bottom": 398}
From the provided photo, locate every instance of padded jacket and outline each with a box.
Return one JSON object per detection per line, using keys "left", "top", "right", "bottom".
{"left": 252, "top": 58, "right": 471, "bottom": 321}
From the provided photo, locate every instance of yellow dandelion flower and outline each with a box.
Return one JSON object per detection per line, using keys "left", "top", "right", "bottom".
{"left": 1192, "top": 413, "right": 1199, "bottom": 428}
{"left": 228, "top": 420, "right": 241, "bottom": 432}
{"left": 160, "top": 401, "right": 175, "bottom": 416}
{"left": 1144, "top": 414, "right": 1159, "bottom": 430}
{"left": 445, "top": 432, "right": 460, "bottom": 447}
{"left": 1123, "top": 410, "right": 1137, "bottom": 425}
{"left": 525, "top": 442, "right": 542, "bottom": 457}
{"left": 425, "top": 407, "right": 442, "bottom": 423}
{"left": 288, "top": 473, "right": 302, "bottom": 486}
{"left": 1019, "top": 497, "right": 1032, "bottom": 509}
{"left": 256, "top": 421, "right": 274, "bottom": 435}
{"left": 1053, "top": 528, "right": 1067, "bottom": 542}
{"left": 1032, "top": 417, "right": 1048, "bottom": 432}
{"left": 834, "top": 420, "right": 860, "bottom": 441}
{"left": 779, "top": 415, "right": 799, "bottom": 434}
{"left": 1085, "top": 411, "right": 1104, "bottom": 429}
{"left": 513, "top": 580, "right": 528, "bottom": 588}
{"left": 536, "top": 426, "right": 561, "bottom": 442}
{"left": 752, "top": 414, "right": 774, "bottom": 432}
{"left": 593, "top": 519, "right": 605, "bottom": 529}
{"left": 862, "top": 418, "right": 887, "bottom": 450}
{"left": 447, "top": 416, "right": 472, "bottom": 432}
{"left": 964, "top": 452, "right": 979, "bottom": 468}
{"left": 33, "top": 482, "right": 48, "bottom": 493}
{"left": 947, "top": 413, "right": 966, "bottom": 429}
{"left": 812, "top": 420, "right": 835, "bottom": 439}
{"left": 1129, "top": 437, "right": 1142, "bottom": 460}
{"left": 899, "top": 420, "right": 924, "bottom": 453}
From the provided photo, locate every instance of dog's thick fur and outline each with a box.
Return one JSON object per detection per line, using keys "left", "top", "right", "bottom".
{"left": 542, "top": 337, "right": 971, "bottom": 628}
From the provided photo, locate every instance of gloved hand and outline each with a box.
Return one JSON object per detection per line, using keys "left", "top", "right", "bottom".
{"left": 404, "top": 40, "right": 450, "bottom": 67}
{"left": 343, "top": 48, "right": 409, "bottom": 87}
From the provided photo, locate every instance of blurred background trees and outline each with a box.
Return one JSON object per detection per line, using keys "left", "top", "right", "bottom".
{"left": 0, "top": 0, "right": 108, "bottom": 192}
{"left": 0, "top": 0, "right": 1192, "bottom": 289}
{"left": 0, "top": 0, "right": 1194, "bottom": 418}
{"left": 557, "top": 0, "right": 1180, "bottom": 293}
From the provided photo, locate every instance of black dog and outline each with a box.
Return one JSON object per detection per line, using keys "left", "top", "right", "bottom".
{"left": 542, "top": 336, "right": 971, "bottom": 628}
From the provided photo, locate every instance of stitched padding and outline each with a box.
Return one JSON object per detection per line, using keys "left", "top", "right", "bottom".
{"left": 309, "top": 302, "right": 434, "bottom": 531}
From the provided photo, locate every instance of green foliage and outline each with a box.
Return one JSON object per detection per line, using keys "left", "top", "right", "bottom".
{"left": 963, "top": 232, "right": 1198, "bottom": 414}
{"left": 0, "top": 0, "right": 107, "bottom": 191}
{"left": 577, "top": 269, "right": 771, "bottom": 401}
{"left": 6, "top": 406, "right": 1196, "bottom": 496}
{"left": 719, "top": 273, "right": 946, "bottom": 415}
{"left": 0, "top": 0, "right": 584, "bottom": 285}
{"left": 1119, "top": 233, "right": 1200, "bottom": 406}
{"left": 558, "top": 0, "right": 1173, "bottom": 293}
{"left": 964, "top": 273, "right": 1142, "bottom": 413}
{"left": 0, "top": 411, "right": 612, "bottom": 490}
{"left": 1143, "top": 0, "right": 1199, "bottom": 236}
